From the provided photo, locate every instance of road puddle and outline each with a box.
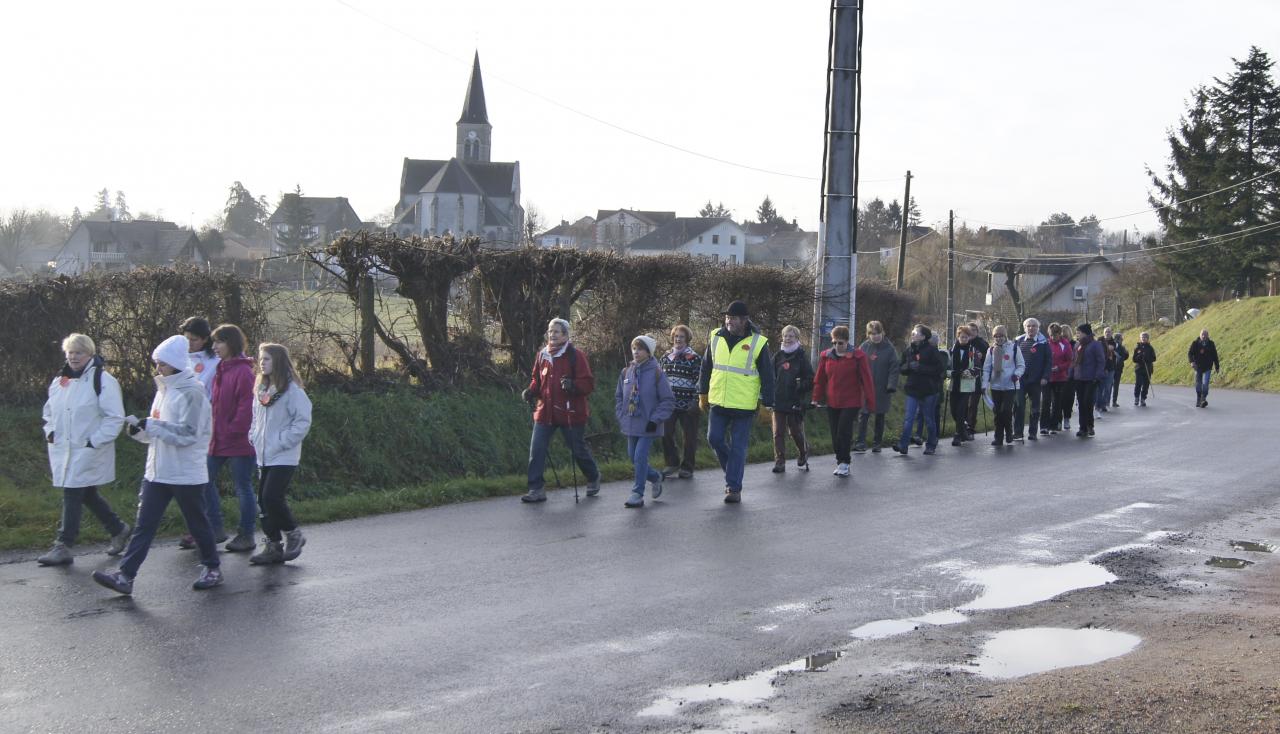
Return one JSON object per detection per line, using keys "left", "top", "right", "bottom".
{"left": 969, "top": 627, "right": 1141, "bottom": 679}
{"left": 639, "top": 649, "right": 843, "bottom": 717}
{"left": 1205, "top": 556, "right": 1254, "bottom": 569}
{"left": 805, "top": 650, "right": 842, "bottom": 670}
{"left": 850, "top": 610, "right": 968, "bottom": 640}
{"left": 1229, "top": 540, "right": 1274, "bottom": 553}
{"left": 959, "top": 561, "right": 1116, "bottom": 611}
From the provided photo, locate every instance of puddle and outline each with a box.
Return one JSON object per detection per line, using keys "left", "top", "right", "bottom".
{"left": 639, "top": 649, "right": 842, "bottom": 717}
{"left": 969, "top": 627, "right": 1141, "bottom": 679}
{"left": 805, "top": 650, "right": 842, "bottom": 670}
{"left": 850, "top": 610, "right": 968, "bottom": 640}
{"left": 1206, "top": 556, "right": 1254, "bottom": 569}
{"left": 959, "top": 562, "right": 1116, "bottom": 611}
{"left": 1229, "top": 540, "right": 1274, "bottom": 553}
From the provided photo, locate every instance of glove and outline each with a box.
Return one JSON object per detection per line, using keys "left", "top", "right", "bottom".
{"left": 124, "top": 415, "right": 139, "bottom": 427}
{"left": 699, "top": 394, "right": 709, "bottom": 413}
{"left": 47, "top": 432, "right": 55, "bottom": 444}
{"left": 645, "top": 421, "right": 657, "bottom": 433}
{"left": 127, "top": 417, "right": 148, "bottom": 436}
{"left": 521, "top": 388, "right": 537, "bottom": 405}
{"left": 560, "top": 377, "right": 575, "bottom": 393}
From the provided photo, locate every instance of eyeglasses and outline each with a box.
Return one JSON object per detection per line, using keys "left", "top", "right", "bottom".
{"left": 832, "top": 340, "right": 847, "bottom": 345}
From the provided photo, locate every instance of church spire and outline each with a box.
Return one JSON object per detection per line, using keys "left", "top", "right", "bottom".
{"left": 456, "top": 51, "right": 492, "bottom": 162}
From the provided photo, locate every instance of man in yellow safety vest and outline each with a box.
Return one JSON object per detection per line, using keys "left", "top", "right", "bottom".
{"left": 698, "top": 300, "right": 774, "bottom": 503}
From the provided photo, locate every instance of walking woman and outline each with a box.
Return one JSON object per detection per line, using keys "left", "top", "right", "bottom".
{"left": 983, "top": 325, "right": 1025, "bottom": 447}
{"left": 812, "top": 325, "right": 876, "bottom": 475}
{"left": 1071, "top": 323, "right": 1107, "bottom": 437}
{"left": 659, "top": 325, "right": 702, "bottom": 479}
{"left": 1132, "top": 331, "right": 1157, "bottom": 406}
{"left": 93, "top": 335, "right": 220, "bottom": 594}
{"left": 181, "top": 316, "right": 219, "bottom": 398}
{"left": 947, "top": 325, "right": 981, "bottom": 446}
{"left": 521, "top": 318, "right": 602, "bottom": 502}
{"left": 615, "top": 335, "right": 676, "bottom": 507}
{"left": 856, "top": 320, "right": 899, "bottom": 453}
{"left": 893, "top": 325, "right": 946, "bottom": 455}
{"left": 248, "top": 343, "right": 313, "bottom": 564}
{"left": 771, "top": 325, "right": 814, "bottom": 472}
{"left": 1046, "top": 323, "right": 1075, "bottom": 432}
{"left": 38, "top": 333, "right": 131, "bottom": 566}
{"left": 199, "top": 324, "right": 258, "bottom": 553}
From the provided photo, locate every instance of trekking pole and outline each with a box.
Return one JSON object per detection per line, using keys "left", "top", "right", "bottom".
{"left": 570, "top": 439, "right": 579, "bottom": 504}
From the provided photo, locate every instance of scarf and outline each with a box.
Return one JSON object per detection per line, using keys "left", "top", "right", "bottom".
{"left": 991, "top": 340, "right": 1007, "bottom": 380}
{"left": 1073, "top": 335, "right": 1093, "bottom": 367}
{"left": 780, "top": 341, "right": 802, "bottom": 354}
{"left": 666, "top": 345, "right": 692, "bottom": 359}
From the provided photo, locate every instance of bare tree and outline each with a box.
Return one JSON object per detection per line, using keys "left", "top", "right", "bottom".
{"left": 0, "top": 209, "right": 33, "bottom": 273}
{"left": 523, "top": 203, "right": 544, "bottom": 246}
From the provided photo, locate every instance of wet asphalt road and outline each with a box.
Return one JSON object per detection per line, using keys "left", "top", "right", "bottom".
{"left": 2, "top": 385, "right": 1276, "bottom": 733}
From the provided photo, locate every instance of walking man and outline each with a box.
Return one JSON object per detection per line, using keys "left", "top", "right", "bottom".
{"left": 1013, "top": 317, "right": 1050, "bottom": 441}
{"left": 698, "top": 301, "right": 774, "bottom": 504}
{"left": 1132, "top": 331, "right": 1156, "bottom": 406}
{"left": 1187, "top": 329, "right": 1220, "bottom": 408}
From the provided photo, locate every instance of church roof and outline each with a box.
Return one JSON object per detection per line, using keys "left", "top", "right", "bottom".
{"left": 401, "top": 158, "right": 517, "bottom": 200}
{"left": 421, "top": 159, "right": 483, "bottom": 196}
{"left": 628, "top": 217, "right": 732, "bottom": 251}
{"left": 458, "top": 51, "right": 489, "bottom": 125}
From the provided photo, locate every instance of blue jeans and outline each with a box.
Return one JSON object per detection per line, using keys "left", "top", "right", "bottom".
{"left": 707, "top": 406, "right": 754, "bottom": 492}
{"left": 527, "top": 423, "right": 600, "bottom": 492}
{"left": 1095, "top": 372, "right": 1113, "bottom": 409}
{"left": 1014, "top": 382, "right": 1043, "bottom": 436}
{"left": 203, "top": 455, "right": 257, "bottom": 537}
{"left": 119, "top": 480, "right": 220, "bottom": 579}
{"left": 626, "top": 436, "right": 661, "bottom": 495}
{"left": 56, "top": 486, "right": 126, "bottom": 546}
{"left": 1195, "top": 369, "right": 1212, "bottom": 399}
{"left": 898, "top": 393, "right": 939, "bottom": 450}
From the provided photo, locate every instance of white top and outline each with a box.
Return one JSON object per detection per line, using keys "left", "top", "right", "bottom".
{"left": 129, "top": 369, "right": 212, "bottom": 485}
{"left": 250, "top": 383, "right": 313, "bottom": 467}
{"left": 42, "top": 363, "right": 124, "bottom": 488}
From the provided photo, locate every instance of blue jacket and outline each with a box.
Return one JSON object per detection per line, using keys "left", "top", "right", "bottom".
{"left": 1015, "top": 333, "right": 1051, "bottom": 385}
{"left": 615, "top": 357, "right": 676, "bottom": 437}
{"left": 1072, "top": 336, "right": 1108, "bottom": 382}
{"left": 982, "top": 339, "right": 1026, "bottom": 391}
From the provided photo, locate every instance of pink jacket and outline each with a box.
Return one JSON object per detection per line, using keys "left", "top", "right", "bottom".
{"left": 209, "top": 355, "right": 256, "bottom": 456}
{"left": 1048, "top": 338, "right": 1075, "bottom": 383}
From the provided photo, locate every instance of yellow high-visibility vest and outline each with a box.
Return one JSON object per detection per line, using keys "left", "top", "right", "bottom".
{"left": 708, "top": 329, "right": 767, "bottom": 410}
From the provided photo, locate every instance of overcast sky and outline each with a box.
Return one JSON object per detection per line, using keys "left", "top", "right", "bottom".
{"left": 3, "top": 0, "right": 1276, "bottom": 235}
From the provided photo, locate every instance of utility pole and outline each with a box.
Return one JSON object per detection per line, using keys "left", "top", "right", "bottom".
{"left": 946, "top": 209, "right": 955, "bottom": 340}
{"left": 894, "top": 169, "right": 913, "bottom": 289}
{"left": 811, "top": 0, "right": 862, "bottom": 361}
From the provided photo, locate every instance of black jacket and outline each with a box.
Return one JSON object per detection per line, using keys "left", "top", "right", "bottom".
{"left": 900, "top": 341, "right": 946, "bottom": 398}
{"left": 771, "top": 348, "right": 814, "bottom": 414}
{"left": 1188, "top": 338, "right": 1220, "bottom": 372}
{"left": 1132, "top": 343, "right": 1157, "bottom": 376}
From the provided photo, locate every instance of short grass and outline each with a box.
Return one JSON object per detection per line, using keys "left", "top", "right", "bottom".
{"left": 1146, "top": 296, "right": 1280, "bottom": 392}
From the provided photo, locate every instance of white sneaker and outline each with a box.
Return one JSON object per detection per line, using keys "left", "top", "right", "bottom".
{"left": 835, "top": 463, "right": 850, "bottom": 477}
{"left": 1063, "top": 419, "right": 1071, "bottom": 431}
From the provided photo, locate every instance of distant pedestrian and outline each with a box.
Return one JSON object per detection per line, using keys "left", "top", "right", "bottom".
{"left": 181, "top": 316, "right": 219, "bottom": 398}
{"left": 965, "top": 321, "right": 990, "bottom": 434}
{"left": 615, "top": 336, "right": 676, "bottom": 508}
{"left": 1071, "top": 323, "right": 1107, "bottom": 437}
{"left": 1013, "top": 318, "right": 1050, "bottom": 441}
{"left": 856, "top": 320, "right": 899, "bottom": 453}
{"left": 947, "top": 324, "right": 980, "bottom": 446}
{"left": 247, "top": 343, "right": 313, "bottom": 564}
{"left": 1132, "top": 331, "right": 1157, "bottom": 406}
{"left": 193, "top": 323, "right": 258, "bottom": 555}
{"left": 520, "top": 319, "right": 602, "bottom": 503}
{"left": 1046, "top": 323, "right": 1075, "bottom": 432}
{"left": 1188, "top": 329, "right": 1220, "bottom": 408}
{"left": 912, "top": 333, "right": 947, "bottom": 445}
{"left": 811, "top": 324, "right": 875, "bottom": 477}
{"left": 37, "top": 333, "right": 131, "bottom": 567}
{"left": 983, "top": 325, "right": 1025, "bottom": 447}
{"left": 1095, "top": 327, "right": 1117, "bottom": 414}
{"left": 1110, "top": 332, "right": 1129, "bottom": 407}
{"left": 659, "top": 325, "right": 702, "bottom": 480}
{"left": 894, "top": 324, "right": 946, "bottom": 455}
{"left": 698, "top": 300, "right": 774, "bottom": 504}
{"left": 770, "top": 325, "right": 814, "bottom": 473}
{"left": 92, "top": 335, "right": 220, "bottom": 595}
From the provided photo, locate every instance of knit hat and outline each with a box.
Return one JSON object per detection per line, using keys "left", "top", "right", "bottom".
{"left": 1076, "top": 323, "right": 1094, "bottom": 337}
{"left": 632, "top": 335, "right": 657, "bottom": 356}
{"left": 722, "top": 300, "right": 750, "bottom": 317}
{"left": 152, "top": 335, "right": 192, "bottom": 372}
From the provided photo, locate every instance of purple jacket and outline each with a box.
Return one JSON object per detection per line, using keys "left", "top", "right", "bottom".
{"left": 614, "top": 358, "right": 676, "bottom": 437}
{"left": 1071, "top": 337, "right": 1107, "bottom": 382}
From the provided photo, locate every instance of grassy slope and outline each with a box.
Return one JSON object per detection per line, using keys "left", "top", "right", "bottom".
{"left": 1147, "top": 296, "right": 1280, "bottom": 392}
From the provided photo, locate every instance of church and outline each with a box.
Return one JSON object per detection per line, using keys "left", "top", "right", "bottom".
{"left": 392, "top": 52, "right": 524, "bottom": 247}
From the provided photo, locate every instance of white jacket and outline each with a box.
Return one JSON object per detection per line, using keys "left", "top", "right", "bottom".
{"left": 249, "top": 384, "right": 312, "bottom": 467}
{"left": 42, "top": 361, "right": 125, "bottom": 489}
{"left": 130, "top": 369, "right": 212, "bottom": 485}
{"left": 189, "top": 351, "right": 220, "bottom": 398}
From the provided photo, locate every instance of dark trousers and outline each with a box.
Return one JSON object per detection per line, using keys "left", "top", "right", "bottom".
{"left": 661, "top": 409, "right": 699, "bottom": 472}
{"left": 856, "top": 411, "right": 886, "bottom": 446}
{"left": 56, "top": 486, "right": 126, "bottom": 546}
{"left": 772, "top": 410, "right": 808, "bottom": 464}
{"left": 827, "top": 407, "right": 857, "bottom": 463}
{"left": 913, "top": 393, "right": 944, "bottom": 438}
{"left": 1134, "top": 369, "right": 1151, "bottom": 401}
{"left": 527, "top": 423, "right": 600, "bottom": 492}
{"left": 1042, "top": 382, "right": 1056, "bottom": 428}
{"left": 1076, "top": 380, "right": 1098, "bottom": 431}
{"left": 950, "top": 389, "right": 971, "bottom": 435}
{"left": 1111, "top": 365, "right": 1125, "bottom": 405}
{"left": 120, "top": 480, "right": 219, "bottom": 579}
{"left": 966, "top": 381, "right": 982, "bottom": 431}
{"left": 991, "top": 389, "right": 1016, "bottom": 441}
{"left": 258, "top": 465, "right": 299, "bottom": 542}
{"left": 1013, "top": 382, "right": 1043, "bottom": 437}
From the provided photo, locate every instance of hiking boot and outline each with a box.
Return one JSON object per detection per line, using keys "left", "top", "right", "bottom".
{"left": 106, "top": 524, "right": 131, "bottom": 556}
{"left": 661, "top": 466, "right": 678, "bottom": 479}
{"left": 772, "top": 462, "right": 786, "bottom": 473}
{"left": 1027, "top": 434, "right": 1038, "bottom": 442}
{"left": 37, "top": 542, "right": 73, "bottom": 566}
{"left": 283, "top": 528, "right": 306, "bottom": 561}
{"left": 835, "top": 463, "right": 850, "bottom": 477}
{"left": 852, "top": 442, "right": 868, "bottom": 453}
{"left": 1088, "top": 428, "right": 1096, "bottom": 436}
{"left": 893, "top": 443, "right": 907, "bottom": 454}
{"left": 192, "top": 566, "right": 223, "bottom": 590}
{"left": 991, "top": 437, "right": 1003, "bottom": 446}
{"left": 92, "top": 569, "right": 133, "bottom": 595}
{"left": 923, "top": 446, "right": 936, "bottom": 455}
{"left": 1200, "top": 400, "right": 1208, "bottom": 408}
{"left": 723, "top": 490, "right": 741, "bottom": 504}
{"left": 177, "top": 534, "right": 196, "bottom": 550}
{"left": 871, "top": 444, "right": 882, "bottom": 453}
{"left": 250, "top": 540, "right": 284, "bottom": 565}
{"left": 951, "top": 436, "right": 962, "bottom": 447}
{"left": 797, "top": 458, "right": 810, "bottom": 472}
{"left": 911, "top": 436, "right": 924, "bottom": 446}
{"left": 624, "top": 492, "right": 644, "bottom": 508}
{"left": 1076, "top": 430, "right": 1087, "bottom": 438}
{"left": 1013, "top": 433, "right": 1025, "bottom": 442}
{"left": 585, "top": 477, "right": 601, "bottom": 497}
{"left": 521, "top": 488, "right": 547, "bottom": 503}
{"left": 677, "top": 469, "right": 693, "bottom": 479}
{"left": 650, "top": 475, "right": 663, "bottom": 499}
{"left": 224, "top": 533, "right": 256, "bottom": 553}
{"left": 1140, "top": 400, "right": 1147, "bottom": 407}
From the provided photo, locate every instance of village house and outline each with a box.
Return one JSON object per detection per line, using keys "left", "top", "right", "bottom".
{"left": 626, "top": 217, "right": 745, "bottom": 263}
{"left": 593, "top": 209, "right": 676, "bottom": 251}
{"left": 265, "top": 196, "right": 364, "bottom": 253}
{"left": 54, "top": 220, "right": 206, "bottom": 276}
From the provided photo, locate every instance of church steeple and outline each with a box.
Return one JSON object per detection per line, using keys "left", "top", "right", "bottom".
{"left": 457, "top": 51, "right": 492, "bottom": 162}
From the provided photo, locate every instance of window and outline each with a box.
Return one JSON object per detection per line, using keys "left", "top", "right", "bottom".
{"left": 730, "top": 235, "right": 737, "bottom": 245}
{"left": 698, "top": 236, "right": 703, "bottom": 244}
{"left": 712, "top": 234, "right": 720, "bottom": 244}
{"left": 713, "top": 254, "right": 720, "bottom": 263}
{"left": 1072, "top": 286, "right": 1088, "bottom": 301}
{"left": 730, "top": 254, "right": 737, "bottom": 264}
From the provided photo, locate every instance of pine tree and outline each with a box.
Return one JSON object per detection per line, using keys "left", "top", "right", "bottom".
{"left": 276, "top": 185, "right": 316, "bottom": 252}
{"left": 756, "top": 196, "right": 778, "bottom": 225}
{"left": 113, "top": 191, "right": 131, "bottom": 222}
{"left": 699, "top": 200, "right": 732, "bottom": 218}
{"left": 223, "top": 181, "right": 270, "bottom": 237}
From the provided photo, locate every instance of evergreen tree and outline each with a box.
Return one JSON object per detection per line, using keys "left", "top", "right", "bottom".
{"left": 699, "top": 200, "right": 732, "bottom": 218}
{"left": 113, "top": 191, "right": 131, "bottom": 222}
{"left": 70, "top": 207, "right": 83, "bottom": 229}
{"left": 223, "top": 181, "right": 270, "bottom": 237}
{"left": 756, "top": 195, "right": 778, "bottom": 224}
{"left": 88, "top": 188, "right": 112, "bottom": 221}
{"left": 276, "top": 185, "right": 316, "bottom": 252}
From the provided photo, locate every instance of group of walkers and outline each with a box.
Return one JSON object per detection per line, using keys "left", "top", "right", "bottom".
{"left": 38, "top": 318, "right": 313, "bottom": 596}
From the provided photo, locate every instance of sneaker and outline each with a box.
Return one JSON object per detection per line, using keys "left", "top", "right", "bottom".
{"left": 951, "top": 436, "right": 962, "bottom": 447}
{"left": 92, "top": 569, "right": 133, "bottom": 595}
{"left": 991, "top": 438, "right": 1003, "bottom": 446}
{"left": 1040, "top": 428, "right": 1050, "bottom": 435}
{"left": 1100, "top": 406, "right": 1109, "bottom": 413}
{"left": 797, "top": 459, "right": 810, "bottom": 472}
{"left": 250, "top": 540, "right": 284, "bottom": 565}
{"left": 177, "top": 534, "right": 196, "bottom": 550}
{"left": 37, "top": 542, "right": 73, "bottom": 566}
{"left": 585, "top": 477, "right": 601, "bottom": 497}
{"left": 1028, "top": 434, "right": 1038, "bottom": 442}
{"left": 624, "top": 492, "right": 644, "bottom": 508}
{"left": 520, "top": 488, "right": 547, "bottom": 503}
{"left": 106, "top": 524, "right": 131, "bottom": 556}
{"left": 1013, "top": 433, "right": 1025, "bottom": 442}
{"left": 1063, "top": 419, "right": 1072, "bottom": 431}
{"left": 283, "top": 528, "right": 306, "bottom": 561}
{"left": 1134, "top": 398, "right": 1140, "bottom": 406}
{"left": 192, "top": 566, "right": 223, "bottom": 590}
{"left": 225, "top": 533, "right": 256, "bottom": 553}
{"left": 1049, "top": 429, "right": 1059, "bottom": 435}
{"left": 852, "top": 442, "right": 867, "bottom": 453}
{"left": 650, "top": 475, "right": 663, "bottom": 499}
{"left": 911, "top": 436, "right": 924, "bottom": 446}
{"left": 1112, "top": 402, "right": 1119, "bottom": 408}
{"left": 893, "top": 444, "right": 907, "bottom": 454}
{"left": 1076, "top": 430, "right": 1087, "bottom": 438}
{"left": 772, "top": 462, "right": 786, "bottom": 474}
{"left": 1200, "top": 400, "right": 1208, "bottom": 408}
{"left": 1140, "top": 400, "right": 1147, "bottom": 407}
{"left": 723, "top": 490, "right": 741, "bottom": 504}
{"left": 871, "top": 444, "right": 882, "bottom": 453}
{"left": 661, "top": 466, "right": 678, "bottom": 479}
{"left": 1088, "top": 428, "right": 1096, "bottom": 436}
{"left": 677, "top": 469, "right": 693, "bottom": 479}
{"left": 922, "top": 447, "right": 936, "bottom": 455}
{"left": 835, "top": 463, "right": 850, "bottom": 477}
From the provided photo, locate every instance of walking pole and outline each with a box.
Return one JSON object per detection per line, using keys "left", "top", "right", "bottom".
{"left": 570, "top": 438, "right": 580, "bottom": 504}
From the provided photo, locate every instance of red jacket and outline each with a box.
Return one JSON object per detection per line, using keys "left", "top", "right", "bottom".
{"left": 1048, "top": 338, "right": 1075, "bottom": 383}
{"left": 209, "top": 355, "right": 256, "bottom": 456}
{"left": 528, "top": 343, "right": 595, "bottom": 427}
{"left": 811, "top": 347, "right": 877, "bottom": 412}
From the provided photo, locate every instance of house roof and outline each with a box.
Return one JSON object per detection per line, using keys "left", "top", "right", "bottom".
{"left": 595, "top": 209, "right": 676, "bottom": 227}
{"left": 985, "top": 256, "right": 1119, "bottom": 306}
{"left": 457, "top": 52, "right": 489, "bottom": 125}
{"left": 400, "top": 158, "right": 517, "bottom": 200}
{"left": 67, "top": 220, "right": 205, "bottom": 264}
{"left": 265, "top": 196, "right": 363, "bottom": 231}
{"left": 540, "top": 222, "right": 575, "bottom": 238}
{"left": 746, "top": 231, "right": 817, "bottom": 265}
{"left": 628, "top": 217, "right": 733, "bottom": 251}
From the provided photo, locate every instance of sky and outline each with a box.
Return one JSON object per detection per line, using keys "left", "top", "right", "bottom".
{"left": 2, "top": 0, "right": 1277, "bottom": 236}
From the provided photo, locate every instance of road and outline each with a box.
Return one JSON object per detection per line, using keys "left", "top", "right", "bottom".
{"left": 2, "top": 385, "right": 1275, "bottom": 733}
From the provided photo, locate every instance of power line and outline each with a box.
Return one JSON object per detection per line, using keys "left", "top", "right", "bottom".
{"left": 949, "top": 220, "right": 1280, "bottom": 265}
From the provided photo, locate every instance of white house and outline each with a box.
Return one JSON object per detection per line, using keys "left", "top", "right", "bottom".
{"left": 536, "top": 216, "right": 594, "bottom": 249}
{"left": 626, "top": 217, "right": 746, "bottom": 263}
{"left": 54, "top": 220, "right": 206, "bottom": 276}
{"left": 746, "top": 231, "right": 817, "bottom": 269}
{"left": 989, "top": 255, "right": 1119, "bottom": 315}
{"left": 593, "top": 209, "right": 675, "bottom": 251}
